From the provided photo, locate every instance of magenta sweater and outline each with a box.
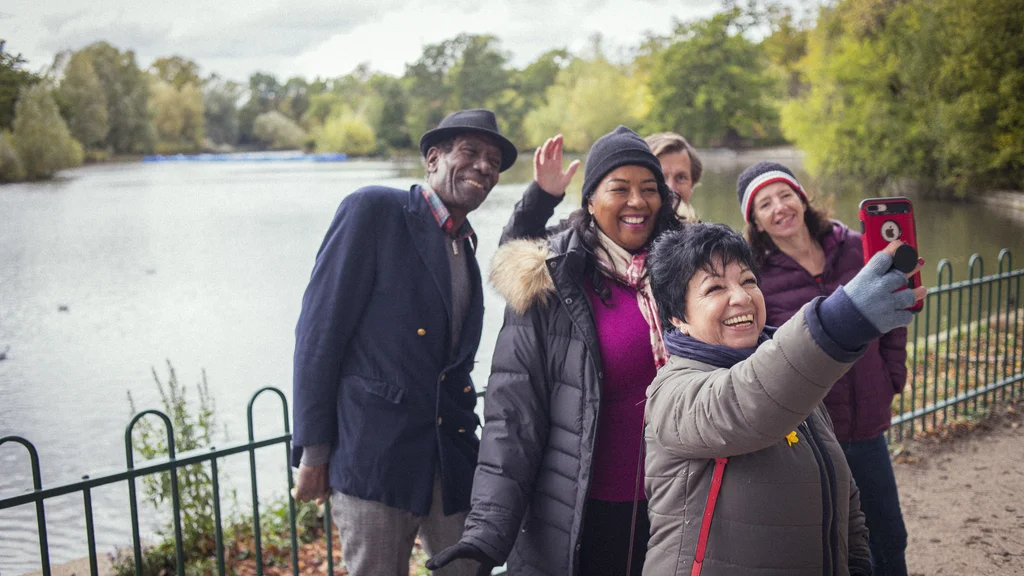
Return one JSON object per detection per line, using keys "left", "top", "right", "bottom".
{"left": 585, "top": 280, "right": 658, "bottom": 502}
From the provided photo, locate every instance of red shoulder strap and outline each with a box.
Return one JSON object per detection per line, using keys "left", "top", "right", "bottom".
{"left": 690, "top": 457, "right": 728, "bottom": 576}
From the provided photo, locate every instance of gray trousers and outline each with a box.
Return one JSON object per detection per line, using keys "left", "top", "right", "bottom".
{"left": 330, "top": 471, "right": 479, "bottom": 576}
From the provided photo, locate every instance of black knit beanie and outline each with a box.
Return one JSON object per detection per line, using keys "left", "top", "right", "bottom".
{"left": 581, "top": 126, "right": 666, "bottom": 207}
{"left": 736, "top": 161, "right": 806, "bottom": 222}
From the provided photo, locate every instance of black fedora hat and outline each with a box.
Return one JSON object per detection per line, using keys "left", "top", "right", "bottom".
{"left": 419, "top": 109, "right": 518, "bottom": 172}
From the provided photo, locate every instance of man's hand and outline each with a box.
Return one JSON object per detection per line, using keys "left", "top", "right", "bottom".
{"left": 291, "top": 464, "right": 331, "bottom": 505}
{"left": 533, "top": 134, "right": 580, "bottom": 197}
{"left": 426, "top": 541, "right": 499, "bottom": 576}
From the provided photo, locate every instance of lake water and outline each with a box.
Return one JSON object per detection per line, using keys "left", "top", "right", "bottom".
{"left": 2, "top": 153, "right": 1022, "bottom": 573}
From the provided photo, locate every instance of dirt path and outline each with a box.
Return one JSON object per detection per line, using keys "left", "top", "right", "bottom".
{"left": 896, "top": 409, "right": 1024, "bottom": 575}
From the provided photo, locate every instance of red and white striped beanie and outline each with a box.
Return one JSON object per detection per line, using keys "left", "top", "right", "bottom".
{"left": 736, "top": 161, "right": 806, "bottom": 222}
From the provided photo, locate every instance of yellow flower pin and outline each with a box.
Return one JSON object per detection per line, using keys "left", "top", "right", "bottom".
{"left": 786, "top": 431, "right": 799, "bottom": 446}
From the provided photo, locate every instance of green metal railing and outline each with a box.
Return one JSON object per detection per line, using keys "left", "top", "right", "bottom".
{"left": 3, "top": 250, "right": 1024, "bottom": 575}
{"left": 891, "top": 250, "right": 1024, "bottom": 440}
{"left": 0, "top": 386, "right": 340, "bottom": 576}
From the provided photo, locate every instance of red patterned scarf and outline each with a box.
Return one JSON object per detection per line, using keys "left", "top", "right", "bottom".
{"left": 594, "top": 229, "right": 668, "bottom": 369}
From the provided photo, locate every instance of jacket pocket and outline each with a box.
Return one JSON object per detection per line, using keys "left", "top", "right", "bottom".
{"left": 344, "top": 375, "right": 404, "bottom": 404}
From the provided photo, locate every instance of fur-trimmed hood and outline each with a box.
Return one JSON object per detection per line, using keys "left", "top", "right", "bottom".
{"left": 489, "top": 238, "right": 556, "bottom": 315}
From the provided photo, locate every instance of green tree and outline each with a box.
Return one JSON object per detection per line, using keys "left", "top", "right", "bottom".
{"left": 300, "top": 91, "right": 345, "bottom": 131}
{"left": 238, "top": 72, "right": 282, "bottom": 145}
{"left": 315, "top": 110, "right": 377, "bottom": 155}
{"left": 252, "top": 110, "right": 306, "bottom": 150}
{"left": 516, "top": 49, "right": 571, "bottom": 109}
{"left": 404, "top": 34, "right": 515, "bottom": 142}
{"left": 202, "top": 76, "right": 241, "bottom": 146}
{"left": 82, "top": 42, "right": 153, "bottom": 154}
{"left": 58, "top": 51, "right": 109, "bottom": 150}
{"left": 0, "top": 40, "right": 39, "bottom": 131}
{"left": 495, "top": 49, "right": 570, "bottom": 148}
{"left": 486, "top": 88, "right": 530, "bottom": 149}
{"left": 149, "top": 77, "right": 204, "bottom": 153}
{"left": 781, "top": 0, "right": 922, "bottom": 191}
{"left": 297, "top": 67, "right": 384, "bottom": 147}
{"left": 760, "top": 7, "right": 810, "bottom": 98}
{"left": 150, "top": 56, "right": 202, "bottom": 90}
{"left": 403, "top": 35, "right": 471, "bottom": 140}
{"left": 922, "top": 0, "right": 1024, "bottom": 193}
{"left": 11, "top": 84, "right": 84, "bottom": 180}
{"left": 645, "top": 10, "right": 781, "bottom": 147}
{"left": 280, "top": 76, "right": 311, "bottom": 121}
{"left": 524, "top": 52, "right": 645, "bottom": 151}
{"left": 449, "top": 35, "right": 510, "bottom": 110}
{"left": 781, "top": 0, "right": 1024, "bottom": 196}
{"left": 0, "top": 130, "right": 25, "bottom": 182}
{"left": 369, "top": 74, "right": 411, "bottom": 149}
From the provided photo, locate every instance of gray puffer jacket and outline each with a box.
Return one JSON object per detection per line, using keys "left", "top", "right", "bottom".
{"left": 644, "top": 307, "right": 872, "bottom": 576}
{"left": 460, "top": 230, "right": 609, "bottom": 576}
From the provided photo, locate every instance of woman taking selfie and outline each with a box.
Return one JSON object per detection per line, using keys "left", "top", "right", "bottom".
{"left": 738, "top": 162, "right": 911, "bottom": 575}
{"left": 643, "top": 223, "right": 925, "bottom": 576}
{"left": 427, "top": 127, "right": 680, "bottom": 575}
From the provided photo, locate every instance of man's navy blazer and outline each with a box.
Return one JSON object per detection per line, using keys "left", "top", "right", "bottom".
{"left": 292, "top": 184, "right": 484, "bottom": 516}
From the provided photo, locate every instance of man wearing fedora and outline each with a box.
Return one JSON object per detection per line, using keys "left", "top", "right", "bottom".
{"left": 290, "top": 109, "right": 517, "bottom": 576}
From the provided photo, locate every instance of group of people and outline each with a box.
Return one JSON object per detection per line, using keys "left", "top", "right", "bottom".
{"left": 290, "top": 108, "right": 925, "bottom": 576}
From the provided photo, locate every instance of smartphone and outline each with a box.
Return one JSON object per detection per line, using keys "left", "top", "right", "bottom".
{"left": 858, "top": 197, "right": 923, "bottom": 312}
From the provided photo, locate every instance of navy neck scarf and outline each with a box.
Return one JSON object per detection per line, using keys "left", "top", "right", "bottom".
{"left": 663, "top": 326, "right": 776, "bottom": 369}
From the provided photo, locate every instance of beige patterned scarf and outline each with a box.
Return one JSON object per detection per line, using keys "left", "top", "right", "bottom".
{"left": 593, "top": 229, "right": 669, "bottom": 368}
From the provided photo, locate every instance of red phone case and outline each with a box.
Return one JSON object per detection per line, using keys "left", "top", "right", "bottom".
{"left": 858, "top": 197, "right": 923, "bottom": 312}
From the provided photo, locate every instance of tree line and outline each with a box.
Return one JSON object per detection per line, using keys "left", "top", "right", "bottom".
{"left": 1, "top": 0, "right": 1021, "bottom": 198}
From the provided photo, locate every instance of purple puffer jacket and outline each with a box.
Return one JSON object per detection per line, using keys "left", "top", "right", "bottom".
{"left": 759, "top": 221, "right": 907, "bottom": 442}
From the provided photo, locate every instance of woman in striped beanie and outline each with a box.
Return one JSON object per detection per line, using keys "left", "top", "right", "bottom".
{"left": 737, "top": 161, "right": 910, "bottom": 576}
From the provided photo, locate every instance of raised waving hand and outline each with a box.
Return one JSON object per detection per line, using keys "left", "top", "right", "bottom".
{"left": 533, "top": 134, "right": 580, "bottom": 197}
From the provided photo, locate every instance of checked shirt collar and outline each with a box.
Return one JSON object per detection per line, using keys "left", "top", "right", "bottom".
{"left": 420, "top": 185, "right": 476, "bottom": 248}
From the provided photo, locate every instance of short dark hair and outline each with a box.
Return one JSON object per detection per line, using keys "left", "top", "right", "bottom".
{"left": 649, "top": 223, "right": 759, "bottom": 327}
{"left": 645, "top": 132, "right": 703, "bottom": 185}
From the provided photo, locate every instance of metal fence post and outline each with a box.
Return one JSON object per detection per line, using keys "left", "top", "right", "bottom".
{"left": 0, "top": 436, "right": 50, "bottom": 576}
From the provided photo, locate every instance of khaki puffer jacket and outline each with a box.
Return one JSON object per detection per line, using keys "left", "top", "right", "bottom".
{"left": 644, "top": 308, "right": 872, "bottom": 576}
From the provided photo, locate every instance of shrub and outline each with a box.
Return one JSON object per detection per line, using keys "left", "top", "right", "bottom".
{"left": 0, "top": 129, "right": 25, "bottom": 182}
{"left": 115, "top": 363, "right": 327, "bottom": 576}
{"left": 315, "top": 112, "right": 377, "bottom": 156}
{"left": 11, "top": 84, "right": 83, "bottom": 180}
{"left": 119, "top": 361, "right": 222, "bottom": 575}
{"left": 252, "top": 111, "right": 306, "bottom": 150}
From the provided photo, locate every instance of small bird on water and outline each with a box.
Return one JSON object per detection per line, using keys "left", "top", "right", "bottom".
{"left": 0, "top": 345, "right": 9, "bottom": 361}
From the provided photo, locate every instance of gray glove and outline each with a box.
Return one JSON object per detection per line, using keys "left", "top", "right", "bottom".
{"left": 842, "top": 251, "right": 917, "bottom": 334}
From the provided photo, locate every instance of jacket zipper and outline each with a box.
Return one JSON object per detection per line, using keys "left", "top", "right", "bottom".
{"left": 803, "top": 419, "right": 841, "bottom": 576}
{"left": 800, "top": 421, "right": 836, "bottom": 576}
{"left": 551, "top": 258, "right": 604, "bottom": 575}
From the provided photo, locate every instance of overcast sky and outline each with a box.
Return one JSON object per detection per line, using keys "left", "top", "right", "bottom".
{"left": 1, "top": 0, "right": 751, "bottom": 82}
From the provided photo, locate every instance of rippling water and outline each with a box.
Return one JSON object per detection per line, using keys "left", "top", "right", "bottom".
{"left": 2, "top": 155, "right": 1022, "bottom": 573}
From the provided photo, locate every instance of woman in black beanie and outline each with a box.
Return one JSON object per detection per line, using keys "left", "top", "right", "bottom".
{"left": 427, "top": 126, "right": 680, "bottom": 576}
